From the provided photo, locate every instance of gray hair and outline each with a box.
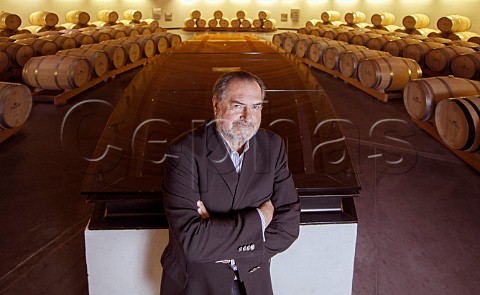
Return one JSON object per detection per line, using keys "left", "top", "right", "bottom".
{"left": 212, "top": 70, "right": 266, "bottom": 103}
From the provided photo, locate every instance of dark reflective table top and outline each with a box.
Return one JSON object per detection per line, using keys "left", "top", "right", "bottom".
{"left": 81, "top": 36, "right": 360, "bottom": 200}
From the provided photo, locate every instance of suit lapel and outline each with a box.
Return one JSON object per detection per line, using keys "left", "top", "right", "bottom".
{"left": 205, "top": 122, "right": 238, "bottom": 197}
{"left": 234, "top": 136, "right": 263, "bottom": 208}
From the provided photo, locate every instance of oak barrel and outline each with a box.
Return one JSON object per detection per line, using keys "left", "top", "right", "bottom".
{"left": 324, "top": 28, "right": 351, "bottom": 40}
{"left": 403, "top": 76, "right": 480, "bottom": 121}
{"left": 0, "top": 42, "right": 34, "bottom": 66}
{"left": 258, "top": 10, "right": 271, "bottom": 20}
{"left": 264, "top": 19, "right": 276, "bottom": 30}
{"left": 294, "top": 36, "right": 317, "bottom": 58}
{"left": 65, "top": 30, "right": 96, "bottom": 46}
{"left": 0, "top": 50, "right": 9, "bottom": 74}
{"left": 358, "top": 56, "right": 422, "bottom": 91}
{"left": 207, "top": 18, "right": 218, "bottom": 28}
{"left": 402, "top": 14, "right": 430, "bottom": 29}
{"left": 40, "top": 35, "right": 77, "bottom": 50}
{"left": 403, "top": 42, "right": 446, "bottom": 65}
{"left": 435, "top": 96, "right": 480, "bottom": 151}
{"left": 82, "top": 29, "right": 111, "bottom": 43}
{"left": 81, "top": 43, "right": 126, "bottom": 69}
{"left": 56, "top": 48, "right": 109, "bottom": 77}
{"left": 29, "top": 11, "right": 59, "bottom": 27}
{"left": 273, "top": 32, "right": 296, "bottom": 47}
{"left": 337, "top": 30, "right": 363, "bottom": 43}
{"left": 469, "top": 36, "right": 480, "bottom": 45}
{"left": 451, "top": 41, "right": 480, "bottom": 51}
{"left": 230, "top": 18, "right": 241, "bottom": 28}
{"left": 283, "top": 34, "right": 303, "bottom": 53}
{"left": 97, "top": 10, "right": 118, "bottom": 23}
{"left": 308, "top": 39, "right": 347, "bottom": 63}
{"left": 103, "top": 39, "right": 141, "bottom": 63}
{"left": 0, "top": 12, "right": 21, "bottom": 30}
{"left": 447, "top": 32, "right": 479, "bottom": 42}
{"left": 111, "top": 25, "right": 139, "bottom": 37}
{"left": 123, "top": 10, "right": 142, "bottom": 21}
{"left": 425, "top": 46, "right": 475, "bottom": 73}
{"left": 219, "top": 18, "right": 230, "bottom": 28}
{"left": 189, "top": 10, "right": 201, "bottom": 19}
{"left": 252, "top": 19, "right": 263, "bottom": 28}
{"left": 236, "top": 10, "right": 247, "bottom": 19}
{"left": 384, "top": 38, "right": 422, "bottom": 56}
{"left": 350, "top": 33, "right": 383, "bottom": 46}
{"left": 371, "top": 12, "right": 395, "bottom": 27}
{"left": 344, "top": 11, "right": 366, "bottom": 25}
{"left": 15, "top": 38, "right": 58, "bottom": 56}
{"left": 66, "top": 10, "right": 90, "bottom": 25}
{"left": 213, "top": 10, "right": 223, "bottom": 19}
{"left": 365, "top": 35, "right": 400, "bottom": 51}
{"left": 339, "top": 49, "right": 391, "bottom": 78}
{"left": 196, "top": 18, "right": 207, "bottom": 28}
{"left": 148, "top": 33, "right": 167, "bottom": 53}
{"left": 305, "top": 20, "right": 321, "bottom": 28}
{"left": 0, "top": 82, "right": 32, "bottom": 129}
{"left": 451, "top": 52, "right": 480, "bottom": 80}
{"left": 321, "top": 11, "right": 341, "bottom": 23}
{"left": 241, "top": 18, "right": 254, "bottom": 28}
{"left": 22, "top": 55, "right": 91, "bottom": 90}
{"left": 437, "top": 15, "right": 471, "bottom": 33}
{"left": 99, "top": 28, "right": 126, "bottom": 39}
{"left": 128, "top": 35, "right": 155, "bottom": 58}
{"left": 323, "top": 44, "right": 367, "bottom": 70}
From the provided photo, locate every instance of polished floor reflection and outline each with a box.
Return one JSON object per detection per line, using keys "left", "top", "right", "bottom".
{"left": 1, "top": 31, "right": 480, "bottom": 295}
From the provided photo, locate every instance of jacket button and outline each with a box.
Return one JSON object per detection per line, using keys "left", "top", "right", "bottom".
{"left": 238, "top": 246, "right": 243, "bottom": 252}
{"left": 242, "top": 245, "right": 248, "bottom": 251}
{"left": 251, "top": 244, "right": 255, "bottom": 251}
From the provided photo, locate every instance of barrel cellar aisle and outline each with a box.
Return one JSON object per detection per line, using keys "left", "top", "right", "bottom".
{"left": 1, "top": 27, "right": 480, "bottom": 295}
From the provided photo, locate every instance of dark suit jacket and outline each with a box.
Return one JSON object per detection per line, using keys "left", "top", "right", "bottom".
{"left": 161, "top": 120, "right": 300, "bottom": 295}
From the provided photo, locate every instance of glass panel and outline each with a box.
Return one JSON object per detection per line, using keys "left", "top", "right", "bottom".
{"left": 81, "top": 38, "right": 360, "bottom": 197}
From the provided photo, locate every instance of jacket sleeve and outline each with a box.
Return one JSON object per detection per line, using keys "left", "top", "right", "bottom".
{"left": 263, "top": 137, "right": 301, "bottom": 258}
{"left": 162, "top": 140, "right": 265, "bottom": 263}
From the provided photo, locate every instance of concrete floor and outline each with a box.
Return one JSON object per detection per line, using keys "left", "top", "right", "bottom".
{"left": 1, "top": 34, "right": 480, "bottom": 294}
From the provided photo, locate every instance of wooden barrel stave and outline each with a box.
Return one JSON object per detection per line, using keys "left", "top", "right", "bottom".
{"left": 56, "top": 48, "right": 109, "bottom": 77}
{"left": 403, "top": 76, "right": 480, "bottom": 121}
{"left": 0, "top": 82, "right": 32, "bottom": 129}
{"left": 358, "top": 56, "right": 422, "bottom": 90}
{"left": 22, "top": 55, "right": 91, "bottom": 90}
{"left": 435, "top": 96, "right": 480, "bottom": 151}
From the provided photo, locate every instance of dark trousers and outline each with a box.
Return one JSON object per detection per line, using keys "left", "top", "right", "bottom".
{"left": 231, "top": 280, "right": 247, "bottom": 295}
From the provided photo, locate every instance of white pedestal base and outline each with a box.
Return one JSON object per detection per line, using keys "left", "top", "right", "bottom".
{"left": 85, "top": 223, "right": 357, "bottom": 295}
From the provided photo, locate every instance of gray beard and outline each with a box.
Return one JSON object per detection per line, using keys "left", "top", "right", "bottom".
{"left": 216, "top": 115, "right": 258, "bottom": 148}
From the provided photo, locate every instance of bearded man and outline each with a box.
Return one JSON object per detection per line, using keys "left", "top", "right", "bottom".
{"left": 160, "top": 70, "right": 300, "bottom": 295}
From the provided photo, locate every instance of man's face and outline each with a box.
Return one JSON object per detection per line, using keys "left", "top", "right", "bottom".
{"left": 213, "top": 79, "right": 263, "bottom": 146}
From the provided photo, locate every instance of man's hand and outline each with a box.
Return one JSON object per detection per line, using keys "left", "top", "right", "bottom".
{"left": 259, "top": 200, "right": 274, "bottom": 226}
{"left": 197, "top": 200, "right": 209, "bottom": 219}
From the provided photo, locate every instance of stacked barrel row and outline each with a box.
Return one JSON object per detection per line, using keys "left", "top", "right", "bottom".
{"left": 304, "top": 11, "right": 480, "bottom": 42}
{"left": 273, "top": 32, "right": 422, "bottom": 92}
{"left": 404, "top": 77, "right": 480, "bottom": 152}
{"left": 297, "top": 24, "right": 480, "bottom": 81}
{"left": 0, "top": 20, "right": 170, "bottom": 77}
{"left": 0, "top": 9, "right": 160, "bottom": 36}
{"left": 21, "top": 31, "right": 181, "bottom": 90}
{"left": 184, "top": 9, "right": 276, "bottom": 30}
{"left": 306, "top": 11, "right": 399, "bottom": 31}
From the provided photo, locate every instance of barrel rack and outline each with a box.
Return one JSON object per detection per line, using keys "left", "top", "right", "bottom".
{"left": 183, "top": 27, "right": 276, "bottom": 33}
{"left": 31, "top": 54, "right": 161, "bottom": 106}
{"left": 271, "top": 44, "right": 403, "bottom": 103}
{"left": 0, "top": 125, "right": 23, "bottom": 143}
{"left": 411, "top": 118, "right": 480, "bottom": 172}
